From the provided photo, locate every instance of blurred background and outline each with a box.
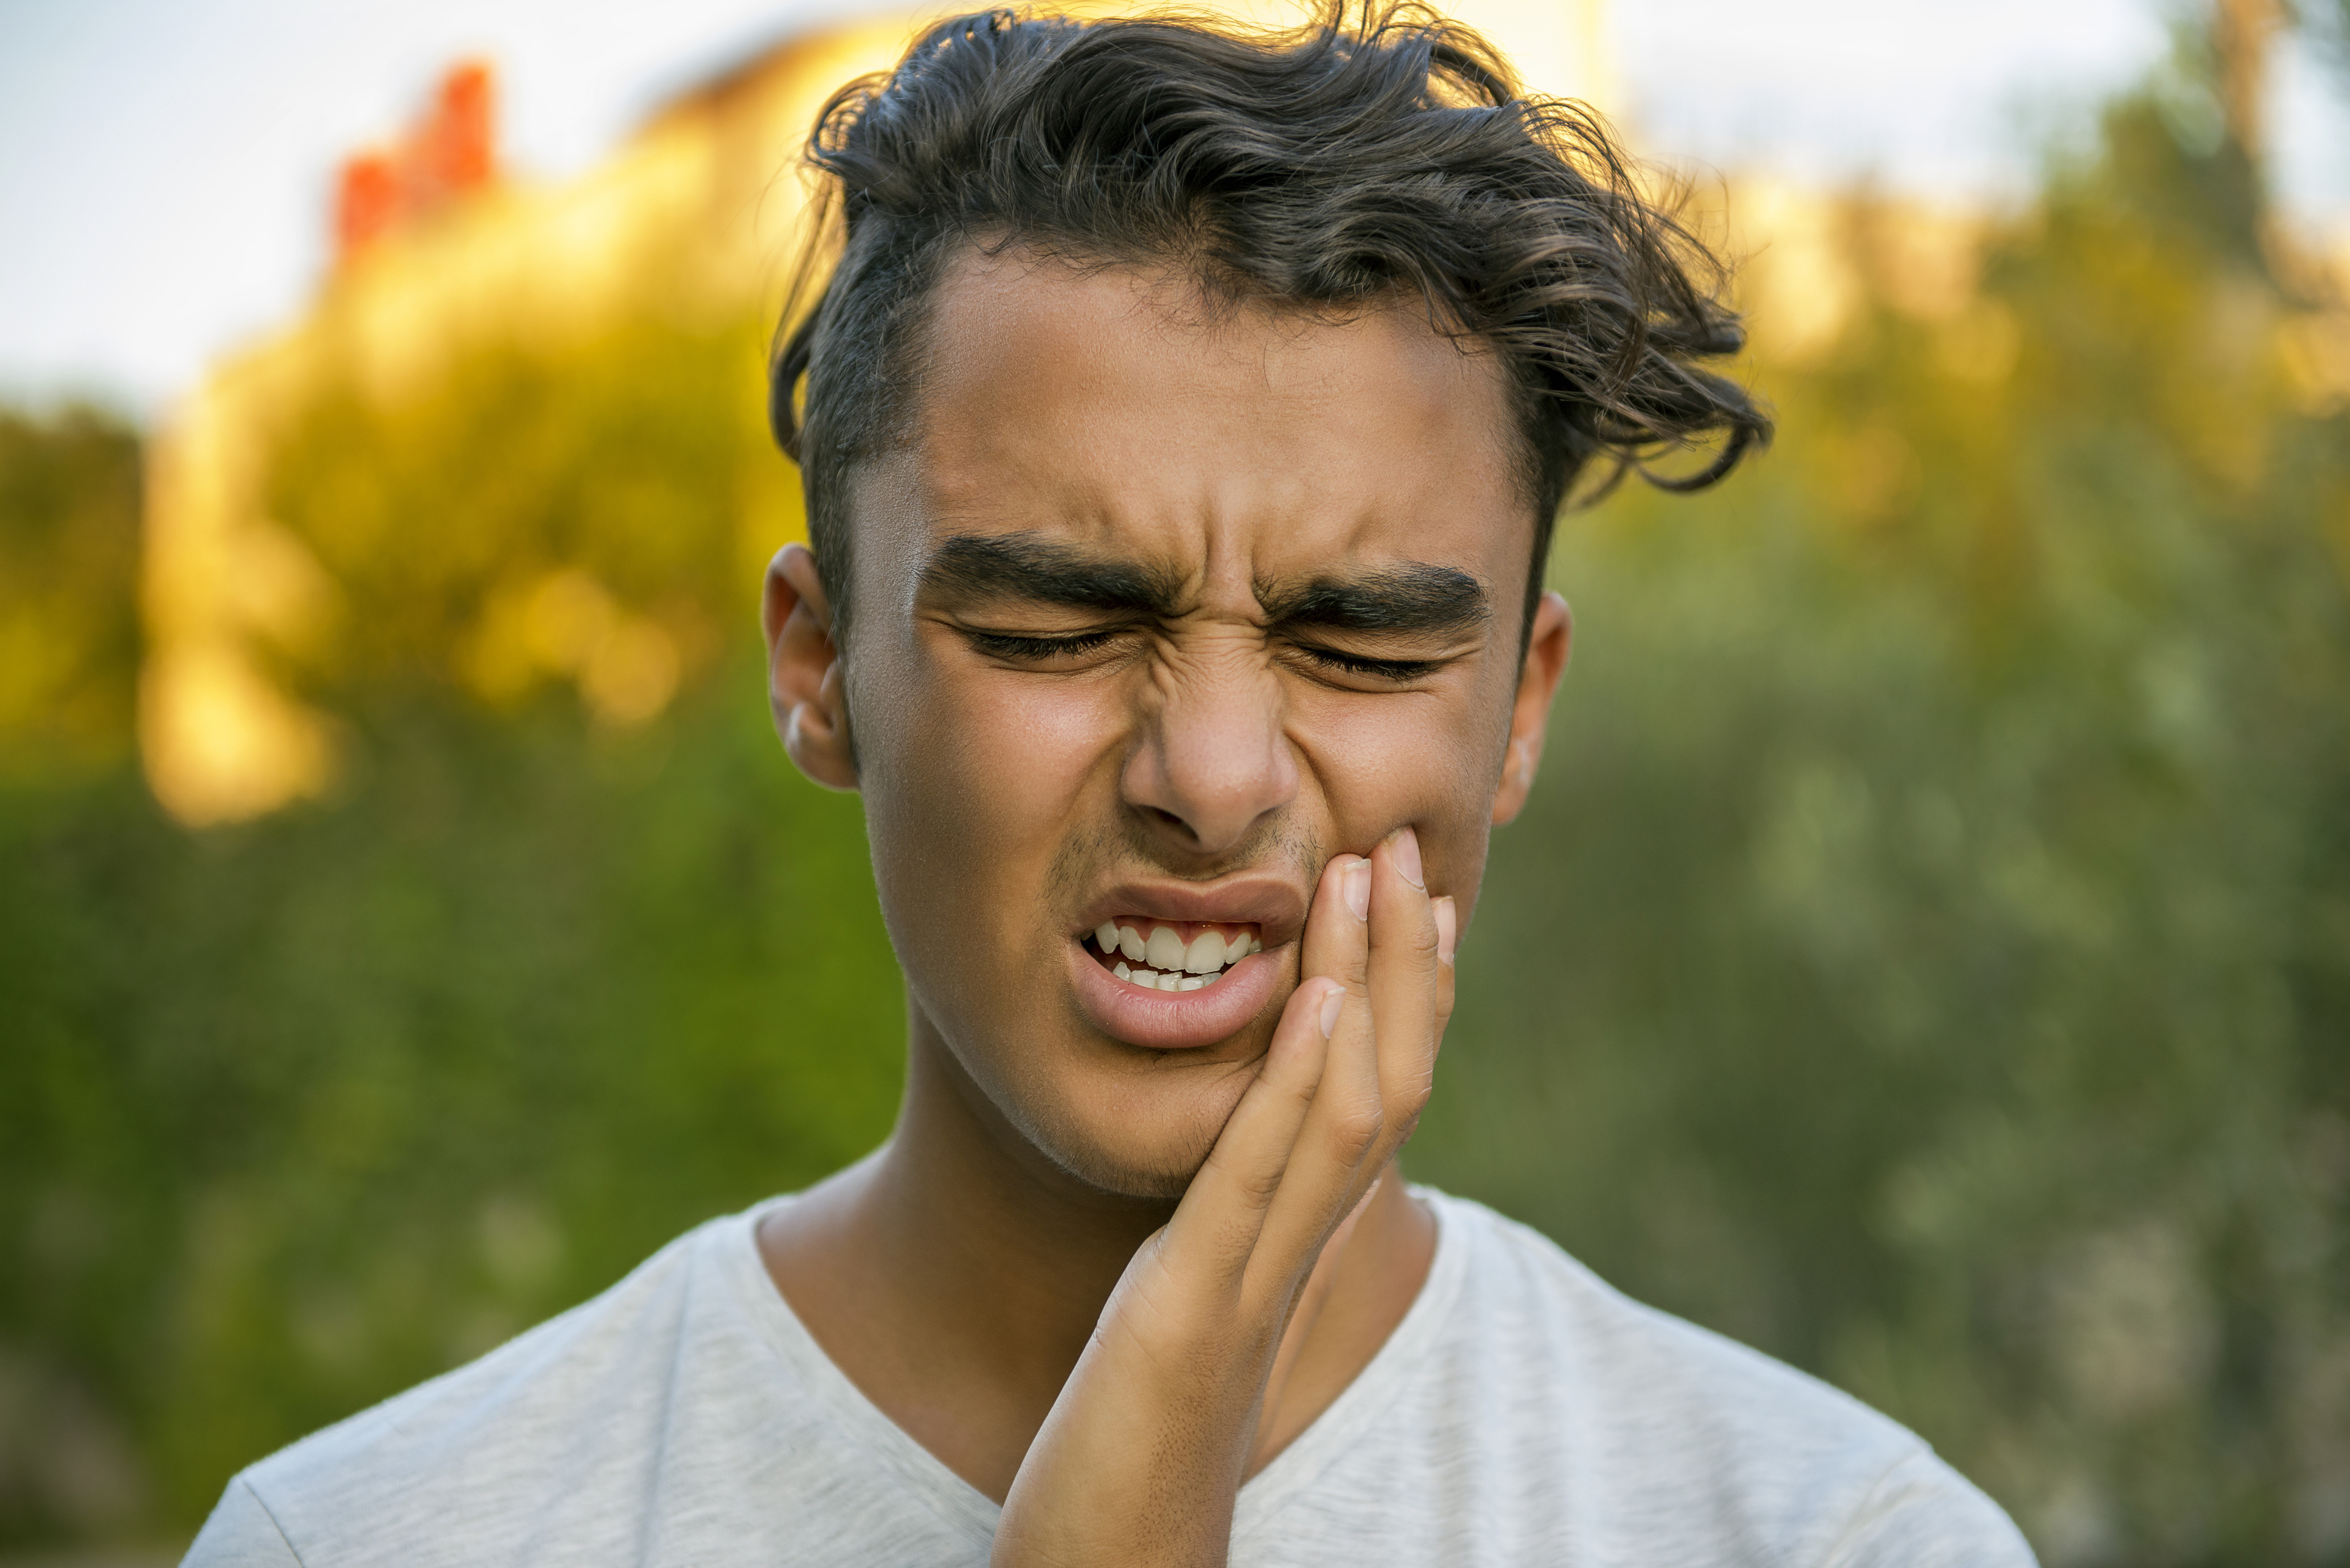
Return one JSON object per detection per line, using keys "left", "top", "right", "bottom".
{"left": 3, "top": 0, "right": 2348, "bottom": 1561}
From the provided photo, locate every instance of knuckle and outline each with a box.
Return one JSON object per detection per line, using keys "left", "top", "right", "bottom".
{"left": 1375, "top": 914, "right": 1442, "bottom": 967}
{"left": 1386, "top": 1077, "right": 1433, "bottom": 1143}
{"left": 1234, "top": 1162, "right": 1285, "bottom": 1210}
{"left": 1331, "top": 1103, "right": 1386, "bottom": 1162}
{"left": 1399, "top": 1075, "right": 1434, "bottom": 1121}
{"left": 1269, "top": 1056, "right": 1321, "bottom": 1112}
{"left": 1201, "top": 1143, "right": 1287, "bottom": 1210}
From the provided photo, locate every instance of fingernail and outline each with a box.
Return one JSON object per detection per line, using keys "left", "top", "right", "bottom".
{"left": 1343, "top": 859, "right": 1371, "bottom": 921}
{"left": 1392, "top": 827, "right": 1424, "bottom": 890}
{"left": 1318, "top": 986, "right": 1345, "bottom": 1038}
{"left": 1434, "top": 897, "right": 1458, "bottom": 965}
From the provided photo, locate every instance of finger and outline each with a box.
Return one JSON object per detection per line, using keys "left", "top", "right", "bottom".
{"left": 1365, "top": 827, "right": 1442, "bottom": 1146}
{"left": 1246, "top": 856, "right": 1386, "bottom": 1295}
{"left": 1296, "top": 851, "right": 1371, "bottom": 1001}
{"left": 1432, "top": 894, "right": 1459, "bottom": 1039}
{"left": 1159, "top": 976, "right": 1347, "bottom": 1288}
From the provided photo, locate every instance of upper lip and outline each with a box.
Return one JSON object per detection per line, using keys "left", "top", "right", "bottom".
{"left": 1075, "top": 874, "right": 1308, "bottom": 948}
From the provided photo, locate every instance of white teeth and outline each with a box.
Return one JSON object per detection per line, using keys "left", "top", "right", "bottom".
{"left": 1100, "top": 921, "right": 1262, "bottom": 982}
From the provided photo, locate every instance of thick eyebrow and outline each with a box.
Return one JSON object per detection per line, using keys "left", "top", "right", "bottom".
{"left": 919, "top": 533, "right": 1489, "bottom": 640}
{"left": 918, "top": 533, "right": 1185, "bottom": 616}
{"left": 1258, "top": 563, "right": 1490, "bottom": 639}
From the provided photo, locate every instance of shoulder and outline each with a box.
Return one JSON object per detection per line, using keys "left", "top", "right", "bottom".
{"left": 182, "top": 1477, "right": 298, "bottom": 1567}
{"left": 185, "top": 1208, "right": 765, "bottom": 1568}
{"left": 1416, "top": 1191, "right": 2034, "bottom": 1565}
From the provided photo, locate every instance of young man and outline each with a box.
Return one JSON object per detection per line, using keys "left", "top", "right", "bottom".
{"left": 189, "top": 7, "right": 2036, "bottom": 1564}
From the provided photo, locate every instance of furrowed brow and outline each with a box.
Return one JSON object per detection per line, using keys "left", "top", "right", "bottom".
{"left": 918, "top": 533, "right": 1183, "bottom": 616}
{"left": 1259, "top": 563, "right": 1491, "bottom": 639}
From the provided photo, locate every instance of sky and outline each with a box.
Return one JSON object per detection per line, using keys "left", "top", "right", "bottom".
{"left": 2, "top": 0, "right": 2345, "bottom": 414}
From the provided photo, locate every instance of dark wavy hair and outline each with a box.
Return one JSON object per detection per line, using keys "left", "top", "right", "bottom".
{"left": 771, "top": 2, "right": 1768, "bottom": 646}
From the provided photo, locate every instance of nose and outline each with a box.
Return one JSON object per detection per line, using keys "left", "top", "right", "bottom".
{"left": 1122, "top": 661, "right": 1298, "bottom": 857}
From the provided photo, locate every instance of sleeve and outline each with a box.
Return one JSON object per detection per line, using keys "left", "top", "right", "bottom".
{"left": 183, "top": 1476, "right": 304, "bottom": 1567}
{"left": 1823, "top": 1451, "right": 2040, "bottom": 1568}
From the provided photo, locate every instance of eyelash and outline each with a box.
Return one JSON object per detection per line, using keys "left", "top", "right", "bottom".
{"left": 964, "top": 629, "right": 1441, "bottom": 684}
{"left": 965, "top": 629, "right": 1125, "bottom": 662}
{"left": 1296, "top": 648, "right": 1441, "bottom": 683}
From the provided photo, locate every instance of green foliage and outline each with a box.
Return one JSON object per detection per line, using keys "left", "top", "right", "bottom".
{"left": 4, "top": 47, "right": 2346, "bottom": 1568}
{"left": 0, "top": 403, "right": 142, "bottom": 777}
{"left": 1411, "top": 84, "right": 2350, "bottom": 1566}
{"left": 0, "top": 686, "right": 904, "bottom": 1544}
{"left": 2, "top": 294, "right": 892, "bottom": 1547}
{"left": 257, "top": 313, "right": 791, "bottom": 706}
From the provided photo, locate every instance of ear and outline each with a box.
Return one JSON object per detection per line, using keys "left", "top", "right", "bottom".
{"left": 1489, "top": 590, "right": 1572, "bottom": 827}
{"left": 762, "top": 543, "right": 858, "bottom": 791}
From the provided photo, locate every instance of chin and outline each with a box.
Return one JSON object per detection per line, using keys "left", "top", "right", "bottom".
{"left": 1013, "top": 1066, "right": 1253, "bottom": 1202}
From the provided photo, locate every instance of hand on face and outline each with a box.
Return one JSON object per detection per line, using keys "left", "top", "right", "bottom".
{"left": 991, "top": 828, "right": 1457, "bottom": 1568}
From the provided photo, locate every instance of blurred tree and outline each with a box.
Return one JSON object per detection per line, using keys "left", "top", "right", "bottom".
{"left": 1, "top": 282, "right": 893, "bottom": 1547}
{"left": 1411, "top": 41, "right": 2350, "bottom": 1568}
{"left": 0, "top": 676, "right": 906, "bottom": 1543}
{"left": 0, "top": 405, "right": 142, "bottom": 779}
{"left": 255, "top": 313, "right": 789, "bottom": 720}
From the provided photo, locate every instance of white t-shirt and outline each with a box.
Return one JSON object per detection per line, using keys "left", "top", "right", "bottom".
{"left": 184, "top": 1188, "right": 2035, "bottom": 1567}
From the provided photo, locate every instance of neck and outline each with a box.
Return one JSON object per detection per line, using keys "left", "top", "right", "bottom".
{"left": 866, "top": 1013, "right": 1181, "bottom": 1377}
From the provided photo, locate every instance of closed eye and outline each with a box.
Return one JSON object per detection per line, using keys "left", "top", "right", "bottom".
{"left": 1291, "top": 645, "right": 1445, "bottom": 683}
{"left": 962, "top": 628, "right": 1127, "bottom": 662}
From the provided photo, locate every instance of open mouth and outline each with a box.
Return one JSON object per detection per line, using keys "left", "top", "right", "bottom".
{"left": 1083, "top": 919, "right": 1264, "bottom": 993}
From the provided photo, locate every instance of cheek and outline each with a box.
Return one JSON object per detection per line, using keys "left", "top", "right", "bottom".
{"left": 1294, "top": 686, "right": 1502, "bottom": 869}
{"left": 916, "top": 668, "right": 1125, "bottom": 847}
{"left": 860, "top": 643, "right": 1128, "bottom": 967}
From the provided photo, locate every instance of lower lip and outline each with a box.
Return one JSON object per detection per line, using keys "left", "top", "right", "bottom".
{"left": 1067, "top": 942, "right": 1284, "bottom": 1050}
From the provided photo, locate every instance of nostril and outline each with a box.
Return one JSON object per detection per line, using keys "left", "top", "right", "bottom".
{"left": 1120, "top": 723, "right": 1298, "bottom": 858}
{"left": 1141, "top": 805, "right": 1194, "bottom": 839}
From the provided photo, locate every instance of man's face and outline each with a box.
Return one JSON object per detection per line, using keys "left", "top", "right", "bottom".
{"left": 812, "top": 248, "right": 1559, "bottom": 1198}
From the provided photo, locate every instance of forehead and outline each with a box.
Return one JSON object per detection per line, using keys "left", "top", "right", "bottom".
{"left": 871, "top": 247, "right": 1531, "bottom": 597}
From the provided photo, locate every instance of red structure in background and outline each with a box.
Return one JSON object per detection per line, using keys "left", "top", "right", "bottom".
{"left": 334, "top": 61, "right": 498, "bottom": 261}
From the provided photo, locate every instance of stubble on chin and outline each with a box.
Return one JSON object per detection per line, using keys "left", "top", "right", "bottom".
{"left": 979, "top": 1023, "right": 1268, "bottom": 1201}
{"left": 1041, "top": 1125, "right": 1216, "bottom": 1204}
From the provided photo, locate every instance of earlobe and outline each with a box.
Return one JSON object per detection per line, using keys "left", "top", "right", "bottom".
{"left": 1489, "top": 590, "right": 1572, "bottom": 827}
{"left": 763, "top": 543, "right": 859, "bottom": 792}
